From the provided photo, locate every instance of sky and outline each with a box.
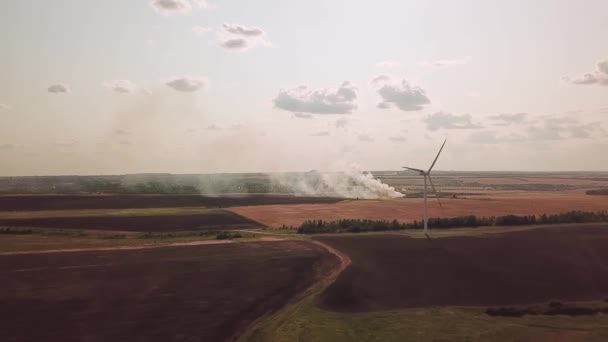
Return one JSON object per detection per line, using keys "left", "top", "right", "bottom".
{"left": 1, "top": 0, "right": 607, "bottom": 176}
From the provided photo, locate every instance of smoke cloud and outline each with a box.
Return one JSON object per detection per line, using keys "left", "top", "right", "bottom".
{"left": 270, "top": 162, "right": 404, "bottom": 199}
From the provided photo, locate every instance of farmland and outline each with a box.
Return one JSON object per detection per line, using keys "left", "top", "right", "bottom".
{"left": 2, "top": 171, "right": 608, "bottom": 341}
{"left": 229, "top": 192, "right": 607, "bottom": 228}
{"left": 0, "top": 193, "right": 342, "bottom": 211}
{"left": 0, "top": 209, "right": 261, "bottom": 232}
{"left": 241, "top": 225, "right": 608, "bottom": 341}
{"left": 315, "top": 225, "right": 608, "bottom": 311}
{"left": 0, "top": 240, "right": 338, "bottom": 342}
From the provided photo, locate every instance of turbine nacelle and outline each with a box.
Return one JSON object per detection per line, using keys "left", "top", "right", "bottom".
{"left": 402, "top": 138, "right": 447, "bottom": 233}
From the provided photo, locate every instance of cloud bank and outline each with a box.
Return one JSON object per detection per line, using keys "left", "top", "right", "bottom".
{"left": 165, "top": 76, "right": 207, "bottom": 92}
{"left": 103, "top": 79, "right": 136, "bottom": 94}
{"left": 424, "top": 112, "right": 481, "bottom": 130}
{"left": 489, "top": 113, "right": 528, "bottom": 126}
{"left": 565, "top": 60, "right": 608, "bottom": 86}
{"left": 218, "top": 23, "right": 270, "bottom": 51}
{"left": 274, "top": 82, "right": 357, "bottom": 115}
{"left": 48, "top": 84, "right": 70, "bottom": 94}
{"left": 420, "top": 56, "right": 471, "bottom": 67}
{"left": 373, "top": 76, "right": 430, "bottom": 111}
{"left": 150, "top": 0, "right": 210, "bottom": 15}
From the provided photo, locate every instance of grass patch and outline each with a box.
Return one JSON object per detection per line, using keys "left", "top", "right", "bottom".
{"left": 240, "top": 285, "right": 608, "bottom": 342}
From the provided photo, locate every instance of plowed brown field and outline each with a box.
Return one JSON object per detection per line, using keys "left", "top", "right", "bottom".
{"left": 0, "top": 210, "right": 261, "bottom": 232}
{"left": 0, "top": 194, "right": 342, "bottom": 211}
{"left": 0, "top": 240, "right": 338, "bottom": 342}
{"left": 315, "top": 224, "right": 608, "bottom": 312}
{"left": 229, "top": 192, "right": 608, "bottom": 228}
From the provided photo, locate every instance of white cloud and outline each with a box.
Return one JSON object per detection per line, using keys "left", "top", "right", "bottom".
{"left": 335, "top": 117, "right": 349, "bottom": 128}
{"left": 489, "top": 113, "right": 528, "bottom": 126}
{"left": 389, "top": 136, "right": 406, "bottom": 142}
{"left": 309, "top": 131, "right": 330, "bottom": 137}
{"left": 223, "top": 23, "right": 264, "bottom": 37}
{"left": 48, "top": 84, "right": 70, "bottom": 94}
{"left": 150, "top": 0, "right": 192, "bottom": 15}
{"left": 371, "top": 75, "right": 391, "bottom": 85}
{"left": 564, "top": 59, "right": 608, "bottom": 86}
{"left": 218, "top": 23, "right": 270, "bottom": 51}
{"left": 373, "top": 76, "right": 430, "bottom": 111}
{"left": 358, "top": 134, "right": 374, "bottom": 142}
{"left": 165, "top": 76, "right": 207, "bottom": 92}
{"left": 274, "top": 82, "right": 357, "bottom": 115}
{"left": 420, "top": 56, "right": 471, "bottom": 67}
{"left": 102, "top": 79, "right": 136, "bottom": 94}
{"left": 192, "top": 26, "right": 212, "bottom": 34}
{"left": 424, "top": 112, "right": 482, "bottom": 131}
{"left": 527, "top": 117, "right": 605, "bottom": 140}
{"left": 469, "top": 116, "right": 606, "bottom": 144}
{"left": 294, "top": 113, "right": 312, "bottom": 119}
{"left": 192, "top": 0, "right": 211, "bottom": 9}
{"left": 375, "top": 60, "right": 403, "bottom": 68}
{"left": 468, "top": 131, "right": 525, "bottom": 144}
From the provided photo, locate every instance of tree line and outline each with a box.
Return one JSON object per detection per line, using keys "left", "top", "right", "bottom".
{"left": 295, "top": 210, "right": 608, "bottom": 234}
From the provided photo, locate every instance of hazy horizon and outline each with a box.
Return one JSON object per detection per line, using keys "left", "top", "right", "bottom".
{"left": 2, "top": 0, "right": 608, "bottom": 176}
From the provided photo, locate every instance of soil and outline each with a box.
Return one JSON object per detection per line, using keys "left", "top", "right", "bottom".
{"left": 230, "top": 192, "right": 608, "bottom": 228}
{"left": 314, "top": 224, "right": 608, "bottom": 312}
{"left": 0, "top": 194, "right": 342, "bottom": 211}
{"left": 0, "top": 240, "right": 338, "bottom": 342}
{"left": 0, "top": 211, "right": 261, "bottom": 232}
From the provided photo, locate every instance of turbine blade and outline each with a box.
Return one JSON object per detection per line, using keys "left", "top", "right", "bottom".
{"left": 428, "top": 138, "right": 447, "bottom": 173}
{"left": 403, "top": 166, "right": 425, "bottom": 173}
{"left": 427, "top": 175, "right": 443, "bottom": 208}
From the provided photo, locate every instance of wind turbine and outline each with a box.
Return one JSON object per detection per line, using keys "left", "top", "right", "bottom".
{"left": 403, "top": 139, "right": 447, "bottom": 233}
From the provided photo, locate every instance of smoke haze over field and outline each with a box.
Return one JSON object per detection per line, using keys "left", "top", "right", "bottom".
{"left": 270, "top": 163, "right": 404, "bottom": 199}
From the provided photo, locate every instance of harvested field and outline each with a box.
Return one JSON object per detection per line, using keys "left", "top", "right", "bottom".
{"left": 0, "top": 210, "right": 261, "bottom": 232}
{"left": 0, "top": 194, "right": 343, "bottom": 211}
{"left": 0, "top": 240, "right": 338, "bottom": 342}
{"left": 315, "top": 225, "right": 608, "bottom": 312}
{"left": 230, "top": 192, "right": 608, "bottom": 228}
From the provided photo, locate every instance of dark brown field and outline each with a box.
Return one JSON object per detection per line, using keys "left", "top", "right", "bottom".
{"left": 0, "top": 211, "right": 262, "bottom": 232}
{"left": 0, "top": 240, "right": 338, "bottom": 342}
{"left": 315, "top": 225, "right": 608, "bottom": 312}
{"left": 0, "top": 194, "right": 342, "bottom": 211}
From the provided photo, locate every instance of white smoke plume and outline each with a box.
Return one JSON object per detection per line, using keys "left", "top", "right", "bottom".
{"left": 271, "top": 162, "right": 404, "bottom": 199}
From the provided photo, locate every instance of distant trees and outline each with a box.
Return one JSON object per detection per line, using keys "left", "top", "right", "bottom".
{"left": 296, "top": 210, "right": 608, "bottom": 234}
{"left": 586, "top": 189, "right": 608, "bottom": 196}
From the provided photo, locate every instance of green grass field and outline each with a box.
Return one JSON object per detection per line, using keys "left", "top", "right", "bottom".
{"left": 240, "top": 280, "right": 608, "bottom": 342}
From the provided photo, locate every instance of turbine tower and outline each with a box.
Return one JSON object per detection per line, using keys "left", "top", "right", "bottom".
{"left": 403, "top": 139, "right": 447, "bottom": 233}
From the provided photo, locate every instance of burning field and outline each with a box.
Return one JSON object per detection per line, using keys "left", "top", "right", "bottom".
{"left": 315, "top": 224, "right": 608, "bottom": 312}
{"left": 0, "top": 240, "right": 338, "bottom": 342}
